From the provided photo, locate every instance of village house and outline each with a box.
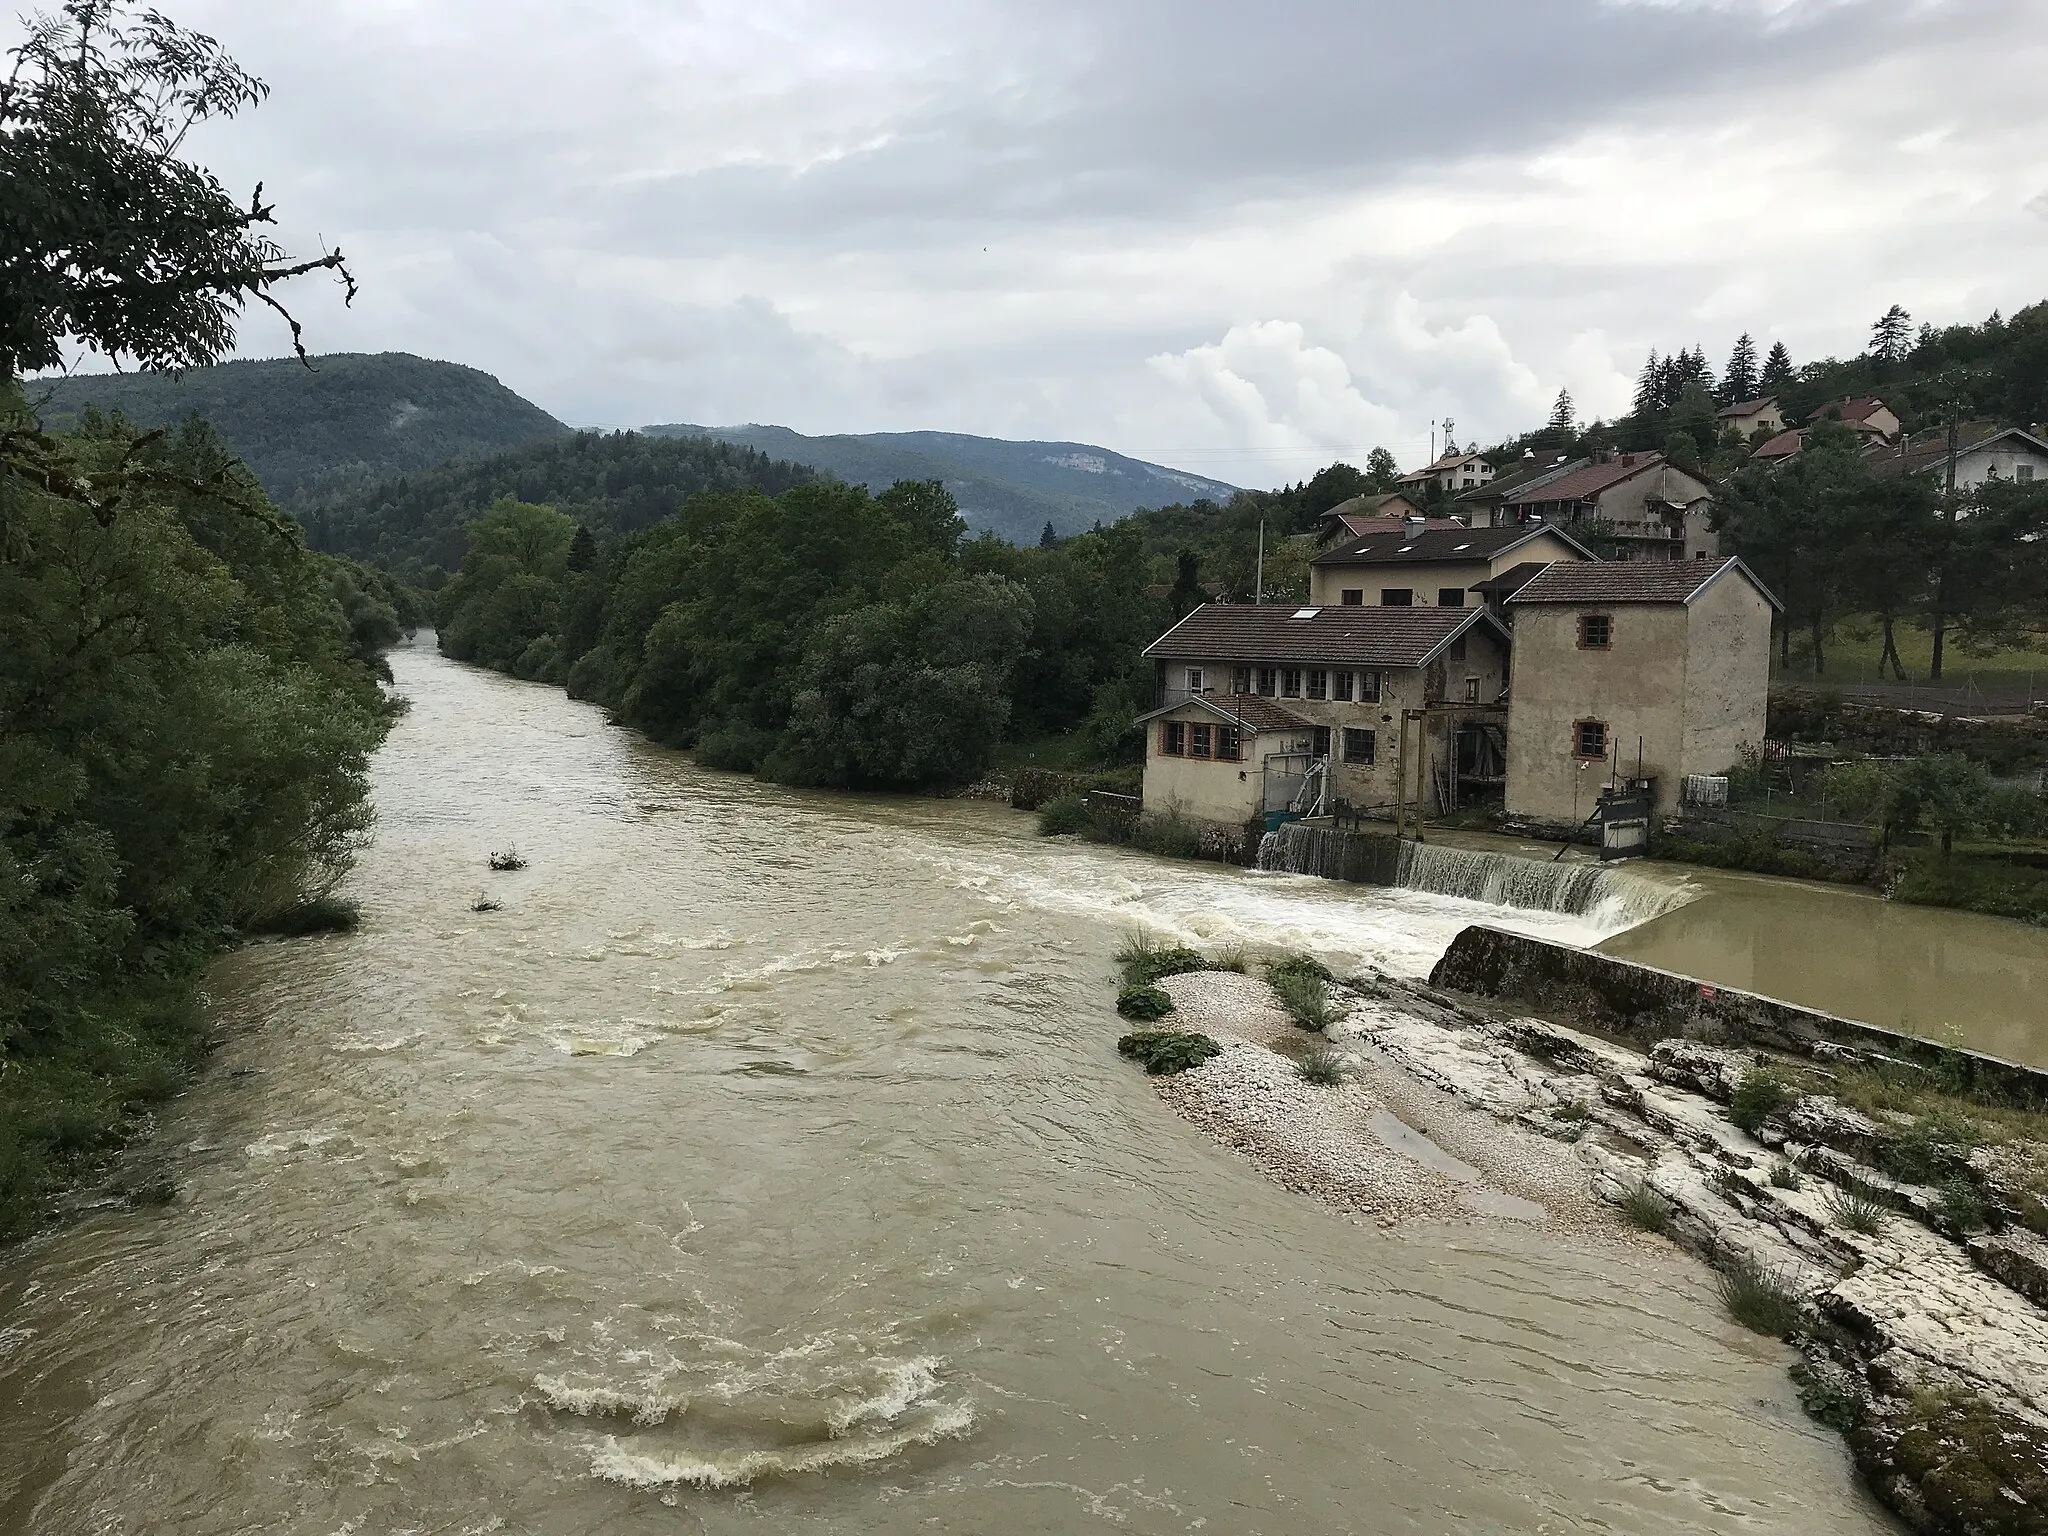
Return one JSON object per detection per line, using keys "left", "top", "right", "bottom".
{"left": 1399, "top": 450, "right": 1494, "bottom": 495}
{"left": 1312, "top": 491, "right": 1441, "bottom": 542}
{"left": 1716, "top": 396, "right": 1785, "bottom": 440}
{"left": 1494, "top": 450, "right": 1719, "bottom": 561}
{"left": 1138, "top": 604, "right": 1512, "bottom": 830}
{"left": 1454, "top": 453, "right": 1586, "bottom": 528}
{"left": 1812, "top": 396, "right": 1902, "bottom": 443}
{"left": 1502, "top": 558, "right": 1779, "bottom": 826}
{"left": 1306, "top": 524, "right": 1594, "bottom": 609}
{"left": 1869, "top": 424, "right": 2048, "bottom": 494}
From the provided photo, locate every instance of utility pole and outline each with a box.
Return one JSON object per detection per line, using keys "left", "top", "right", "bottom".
{"left": 1930, "top": 387, "right": 1961, "bottom": 680}
{"left": 1254, "top": 517, "right": 1266, "bottom": 604}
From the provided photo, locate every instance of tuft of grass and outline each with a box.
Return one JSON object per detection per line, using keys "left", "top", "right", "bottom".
{"left": 1549, "top": 1100, "right": 1591, "bottom": 1123}
{"left": 1036, "top": 793, "right": 1090, "bottom": 836}
{"left": 470, "top": 894, "right": 502, "bottom": 913}
{"left": 1769, "top": 1162, "right": 1803, "bottom": 1190}
{"left": 488, "top": 848, "right": 527, "bottom": 871}
{"left": 1207, "top": 942, "right": 1250, "bottom": 975}
{"left": 1296, "top": 1047, "right": 1345, "bottom": 1086}
{"left": 1729, "top": 1066, "right": 1795, "bottom": 1134}
{"left": 1823, "top": 1184, "right": 1890, "bottom": 1236}
{"left": 1117, "top": 1029, "right": 1223, "bottom": 1076}
{"left": 1620, "top": 1182, "right": 1671, "bottom": 1234}
{"left": 1266, "top": 954, "right": 1337, "bottom": 1032}
{"left": 1115, "top": 985, "right": 1175, "bottom": 1022}
{"left": 249, "top": 896, "right": 360, "bottom": 936}
{"left": 1718, "top": 1256, "right": 1805, "bottom": 1338}
{"left": 1876, "top": 1109, "right": 1981, "bottom": 1187}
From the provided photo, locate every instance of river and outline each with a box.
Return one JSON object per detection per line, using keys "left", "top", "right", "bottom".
{"left": 0, "top": 645, "right": 1901, "bottom": 1534}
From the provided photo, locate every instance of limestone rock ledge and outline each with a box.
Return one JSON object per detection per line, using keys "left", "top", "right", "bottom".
{"left": 1144, "top": 964, "right": 2048, "bottom": 1536}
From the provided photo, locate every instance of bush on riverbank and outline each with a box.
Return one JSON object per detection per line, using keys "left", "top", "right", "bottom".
{"left": 1115, "top": 985, "right": 1175, "bottom": 1021}
{"left": 2, "top": 401, "right": 397, "bottom": 1243}
{"left": 1892, "top": 850, "right": 2048, "bottom": 927}
{"left": 1116, "top": 1029, "right": 1222, "bottom": 1076}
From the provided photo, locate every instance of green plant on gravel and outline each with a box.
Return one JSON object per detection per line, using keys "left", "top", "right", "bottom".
{"left": 1114, "top": 932, "right": 1212, "bottom": 988}
{"left": 1116, "top": 1030, "right": 1223, "bottom": 1076}
{"left": 1877, "top": 1109, "right": 1982, "bottom": 1187}
{"left": 1296, "top": 1047, "right": 1345, "bottom": 1086}
{"left": 1823, "top": 1185, "right": 1891, "bottom": 1236}
{"left": 1769, "top": 1162, "right": 1803, "bottom": 1190}
{"left": 1036, "top": 793, "right": 1090, "bottom": 836}
{"left": 1718, "top": 1256, "right": 1804, "bottom": 1338}
{"left": 1266, "top": 954, "right": 1337, "bottom": 1031}
{"left": 1620, "top": 1182, "right": 1671, "bottom": 1234}
{"left": 1729, "top": 1066, "right": 1795, "bottom": 1134}
{"left": 1549, "top": 1101, "right": 1591, "bottom": 1123}
{"left": 1115, "top": 985, "right": 1175, "bottom": 1022}
{"left": 1207, "top": 943, "right": 1250, "bottom": 975}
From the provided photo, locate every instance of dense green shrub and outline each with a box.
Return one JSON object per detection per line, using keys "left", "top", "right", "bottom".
{"left": 1892, "top": 854, "right": 2048, "bottom": 927}
{"left": 1036, "top": 793, "right": 1090, "bottom": 835}
{"left": 1116, "top": 1029, "right": 1222, "bottom": 1076}
{"left": 249, "top": 898, "right": 361, "bottom": 937}
{"left": 1128, "top": 810, "right": 1202, "bottom": 859}
{"left": 1115, "top": 985, "right": 1175, "bottom": 1021}
{"left": 1730, "top": 1067, "right": 1795, "bottom": 1133}
{"left": 1116, "top": 932, "right": 1212, "bottom": 988}
{"left": 696, "top": 723, "right": 781, "bottom": 774}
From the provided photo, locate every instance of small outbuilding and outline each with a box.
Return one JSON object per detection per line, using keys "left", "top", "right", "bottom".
{"left": 1502, "top": 558, "right": 1780, "bottom": 826}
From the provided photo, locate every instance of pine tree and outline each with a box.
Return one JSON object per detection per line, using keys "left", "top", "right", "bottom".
{"left": 1721, "top": 333, "right": 1759, "bottom": 404}
{"left": 1547, "top": 388, "right": 1577, "bottom": 436}
{"left": 1868, "top": 304, "right": 1913, "bottom": 366}
{"left": 567, "top": 524, "right": 597, "bottom": 571}
{"left": 1633, "top": 350, "right": 1663, "bottom": 418}
{"left": 1759, "top": 340, "right": 1794, "bottom": 395}
{"left": 1039, "top": 520, "right": 1056, "bottom": 548}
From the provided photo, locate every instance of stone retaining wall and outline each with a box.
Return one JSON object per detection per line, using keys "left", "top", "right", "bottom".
{"left": 1429, "top": 924, "right": 2048, "bottom": 1109}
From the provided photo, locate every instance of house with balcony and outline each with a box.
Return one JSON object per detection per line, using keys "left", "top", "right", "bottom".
{"left": 1307, "top": 524, "right": 1595, "bottom": 610}
{"left": 1137, "top": 604, "right": 1512, "bottom": 831}
{"left": 1313, "top": 491, "right": 1439, "bottom": 542}
{"left": 1502, "top": 558, "right": 1779, "bottom": 825}
{"left": 1494, "top": 451, "right": 1718, "bottom": 561}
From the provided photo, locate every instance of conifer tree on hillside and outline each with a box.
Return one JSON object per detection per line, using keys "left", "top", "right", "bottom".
{"left": 1869, "top": 305, "right": 1914, "bottom": 367}
{"left": 1039, "top": 520, "right": 1056, "bottom": 548}
{"left": 1721, "top": 333, "right": 1759, "bottom": 404}
{"left": 1633, "top": 351, "right": 1663, "bottom": 418}
{"left": 1759, "top": 341, "right": 1795, "bottom": 395}
{"left": 1547, "top": 388, "right": 1577, "bottom": 437}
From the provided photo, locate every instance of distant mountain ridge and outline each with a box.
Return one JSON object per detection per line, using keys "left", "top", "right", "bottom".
{"left": 28, "top": 353, "right": 570, "bottom": 506}
{"left": 642, "top": 422, "right": 1240, "bottom": 543}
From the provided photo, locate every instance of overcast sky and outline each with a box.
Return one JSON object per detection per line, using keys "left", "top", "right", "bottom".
{"left": 28, "top": 0, "right": 2048, "bottom": 485}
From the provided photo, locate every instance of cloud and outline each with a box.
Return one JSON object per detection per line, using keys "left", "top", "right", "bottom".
{"left": 17, "top": 0, "right": 2048, "bottom": 488}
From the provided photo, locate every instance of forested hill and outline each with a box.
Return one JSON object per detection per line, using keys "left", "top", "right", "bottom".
{"left": 300, "top": 431, "right": 815, "bottom": 581}
{"left": 26, "top": 353, "right": 570, "bottom": 506}
{"left": 643, "top": 422, "right": 1239, "bottom": 544}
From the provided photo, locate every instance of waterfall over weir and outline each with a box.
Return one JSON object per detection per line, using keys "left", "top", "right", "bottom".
{"left": 1256, "top": 821, "right": 1690, "bottom": 930}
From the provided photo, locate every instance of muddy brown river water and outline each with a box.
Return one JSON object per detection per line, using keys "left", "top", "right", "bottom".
{"left": 0, "top": 645, "right": 1929, "bottom": 1533}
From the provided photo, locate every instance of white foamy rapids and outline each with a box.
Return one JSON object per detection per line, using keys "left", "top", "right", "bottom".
{"left": 589, "top": 1400, "right": 976, "bottom": 1491}
{"left": 534, "top": 1373, "right": 687, "bottom": 1426}
{"left": 1397, "top": 842, "right": 1690, "bottom": 930}
{"left": 551, "top": 1031, "right": 654, "bottom": 1057}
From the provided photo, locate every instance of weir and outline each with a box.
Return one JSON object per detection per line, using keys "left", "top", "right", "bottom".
{"left": 1256, "top": 820, "right": 1690, "bottom": 927}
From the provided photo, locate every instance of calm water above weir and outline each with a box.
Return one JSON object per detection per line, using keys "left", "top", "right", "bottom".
{"left": 0, "top": 646, "right": 1899, "bottom": 1534}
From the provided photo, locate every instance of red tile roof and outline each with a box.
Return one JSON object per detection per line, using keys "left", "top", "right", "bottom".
{"left": 1716, "top": 396, "right": 1778, "bottom": 418}
{"left": 1818, "top": 397, "right": 1889, "bottom": 425}
{"left": 1144, "top": 603, "right": 1508, "bottom": 667}
{"left": 1751, "top": 428, "right": 1805, "bottom": 459}
{"left": 1505, "top": 556, "right": 1781, "bottom": 611}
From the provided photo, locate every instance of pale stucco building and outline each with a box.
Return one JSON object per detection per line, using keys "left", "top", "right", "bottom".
{"left": 1306, "top": 524, "right": 1593, "bottom": 610}
{"left": 1138, "top": 604, "right": 1512, "bottom": 829}
{"left": 1501, "top": 558, "right": 1780, "bottom": 826}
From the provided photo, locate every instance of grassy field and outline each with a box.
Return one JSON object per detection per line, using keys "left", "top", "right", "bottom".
{"left": 1776, "top": 617, "right": 2048, "bottom": 697}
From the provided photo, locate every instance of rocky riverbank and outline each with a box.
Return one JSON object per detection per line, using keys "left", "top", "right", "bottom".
{"left": 1136, "top": 961, "right": 2048, "bottom": 1535}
